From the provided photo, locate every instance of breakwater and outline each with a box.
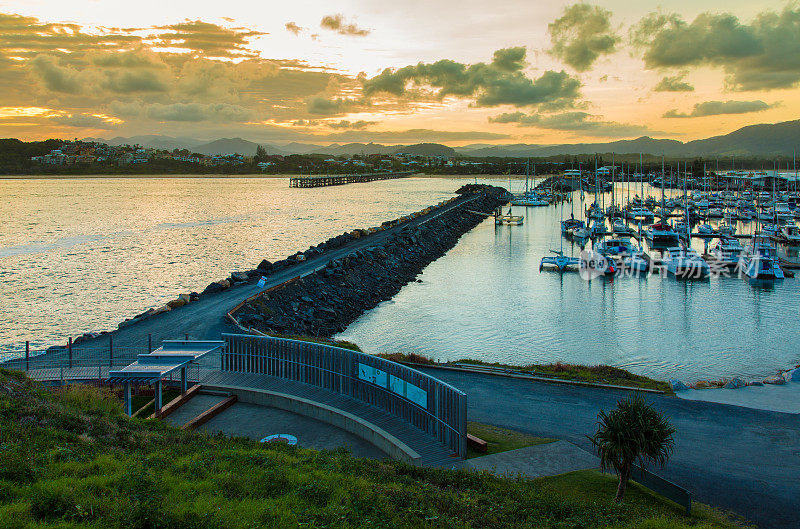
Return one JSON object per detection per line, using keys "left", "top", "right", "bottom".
{"left": 230, "top": 184, "right": 506, "bottom": 337}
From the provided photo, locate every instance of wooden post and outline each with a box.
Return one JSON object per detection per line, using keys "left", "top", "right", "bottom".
{"left": 68, "top": 337, "right": 72, "bottom": 369}
{"left": 124, "top": 382, "right": 132, "bottom": 416}
{"left": 109, "top": 335, "right": 113, "bottom": 366}
{"left": 148, "top": 334, "right": 152, "bottom": 353}
{"left": 25, "top": 341, "right": 29, "bottom": 371}
{"left": 185, "top": 333, "right": 189, "bottom": 341}
{"left": 154, "top": 379, "right": 162, "bottom": 414}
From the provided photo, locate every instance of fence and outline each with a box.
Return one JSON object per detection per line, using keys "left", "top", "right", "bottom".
{"left": 221, "top": 333, "right": 468, "bottom": 458}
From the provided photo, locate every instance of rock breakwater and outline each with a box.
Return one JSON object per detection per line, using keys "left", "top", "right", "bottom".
{"left": 231, "top": 184, "right": 506, "bottom": 337}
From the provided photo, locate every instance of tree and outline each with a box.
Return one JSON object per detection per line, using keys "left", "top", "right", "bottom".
{"left": 255, "top": 145, "right": 267, "bottom": 162}
{"left": 588, "top": 393, "right": 675, "bottom": 501}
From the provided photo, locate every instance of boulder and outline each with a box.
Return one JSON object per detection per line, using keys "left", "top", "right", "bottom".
{"left": 203, "top": 282, "right": 224, "bottom": 294}
{"left": 178, "top": 293, "right": 191, "bottom": 304}
{"left": 167, "top": 298, "right": 186, "bottom": 309}
{"left": 219, "top": 279, "right": 231, "bottom": 289}
{"left": 694, "top": 380, "right": 711, "bottom": 389}
{"left": 785, "top": 368, "right": 800, "bottom": 382}
{"left": 230, "top": 271, "right": 249, "bottom": 282}
{"left": 748, "top": 381, "right": 764, "bottom": 386}
{"left": 763, "top": 374, "right": 786, "bottom": 385}
{"left": 669, "top": 379, "right": 689, "bottom": 392}
{"left": 723, "top": 377, "right": 747, "bottom": 389}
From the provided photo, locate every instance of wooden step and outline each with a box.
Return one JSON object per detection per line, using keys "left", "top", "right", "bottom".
{"left": 182, "top": 395, "right": 237, "bottom": 431}
{"left": 150, "top": 384, "right": 202, "bottom": 419}
{"left": 467, "top": 434, "right": 488, "bottom": 453}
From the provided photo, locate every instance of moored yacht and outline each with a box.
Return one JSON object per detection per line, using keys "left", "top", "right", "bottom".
{"left": 644, "top": 223, "right": 680, "bottom": 246}
{"left": 663, "top": 246, "right": 711, "bottom": 278}
{"left": 739, "top": 235, "right": 784, "bottom": 279}
{"left": 711, "top": 237, "right": 743, "bottom": 268}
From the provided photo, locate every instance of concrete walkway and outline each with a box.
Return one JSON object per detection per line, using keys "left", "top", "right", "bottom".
{"left": 164, "top": 393, "right": 226, "bottom": 428}
{"left": 452, "top": 440, "right": 598, "bottom": 478}
{"left": 199, "top": 402, "right": 387, "bottom": 459}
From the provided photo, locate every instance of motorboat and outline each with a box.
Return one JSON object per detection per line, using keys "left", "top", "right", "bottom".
{"left": 706, "top": 207, "right": 724, "bottom": 218}
{"left": 561, "top": 218, "right": 584, "bottom": 236}
{"left": 644, "top": 223, "right": 680, "bottom": 246}
{"left": 496, "top": 213, "right": 524, "bottom": 225}
{"left": 711, "top": 237, "right": 743, "bottom": 268}
{"left": 612, "top": 218, "right": 631, "bottom": 235}
{"left": 718, "top": 220, "right": 736, "bottom": 236}
{"left": 773, "top": 202, "right": 793, "bottom": 221}
{"left": 780, "top": 224, "right": 800, "bottom": 245}
{"left": 511, "top": 194, "right": 550, "bottom": 206}
{"left": 697, "top": 223, "right": 715, "bottom": 235}
{"left": 596, "top": 237, "right": 633, "bottom": 257}
{"left": 663, "top": 246, "right": 711, "bottom": 278}
{"left": 623, "top": 247, "right": 649, "bottom": 273}
{"left": 739, "top": 235, "right": 785, "bottom": 279}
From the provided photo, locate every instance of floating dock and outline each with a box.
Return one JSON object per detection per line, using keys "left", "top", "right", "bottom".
{"left": 289, "top": 171, "right": 414, "bottom": 188}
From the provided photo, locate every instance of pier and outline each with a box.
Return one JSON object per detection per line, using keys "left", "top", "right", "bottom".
{"left": 289, "top": 171, "right": 415, "bottom": 188}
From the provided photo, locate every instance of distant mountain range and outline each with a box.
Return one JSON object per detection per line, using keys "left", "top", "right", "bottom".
{"left": 84, "top": 119, "right": 800, "bottom": 158}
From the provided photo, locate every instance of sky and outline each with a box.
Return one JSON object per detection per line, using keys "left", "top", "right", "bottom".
{"left": 0, "top": 0, "right": 797, "bottom": 146}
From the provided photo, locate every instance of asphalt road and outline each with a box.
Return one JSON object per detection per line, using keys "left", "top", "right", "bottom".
{"left": 74, "top": 193, "right": 482, "bottom": 351}
{"left": 417, "top": 367, "right": 800, "bottom": 529}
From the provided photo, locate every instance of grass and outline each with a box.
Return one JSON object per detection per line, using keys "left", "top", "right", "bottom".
{"left": 467, "top": 421, "right": 555, "bottom": 458}
{"left": 380, "top": 353, "right": 672, "bottom": 393}
{"left": 265, "top": 332, "right": 362, "bottom": 352}
{"left": 0, "top": 368, "right": 746, "bottom": 529}
{"left": 130, "top": 389, "right": 182, "bottom": 417}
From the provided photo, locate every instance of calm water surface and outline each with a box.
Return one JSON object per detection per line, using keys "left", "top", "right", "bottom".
{"left": 2, "top": 176, "right": 799, "bottom": 381}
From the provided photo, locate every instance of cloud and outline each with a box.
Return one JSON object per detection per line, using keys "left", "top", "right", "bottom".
{"left": 30, "top": 55, "right": 86, "bottom": 94}
{"left": 662, "top": 100, "right": 774, "bottom": 118}
{"left": 631, "top": 6, "right": 800, "bottom": 90}
{"left": 490, "top": 110, "right": 651, "bottom": 137}
{"left": 548, "top": 3, "right": 619, "bottom": 71}
{"left": 326, "top": 120, "right": 376, "bottom": 129}
{"left": 145, "top": 102, "right": 252, "bottom": 122}
{"left": 152, "top": 20, "right": 266, "bottom": 57}
{"left": 49, "top": 113, "right": 117, "bottom": 128}
{"left": 285, "top": 22, "right": 303, "bottom": 35}
{"left": 491, "top": 47, "right": 526, "bottom": 72}
{"left": 306, "top": 96, "right": 360, "bottom": 115}
{"left": 362, "top": 48, "right": 581, "bottom": 109}
{"left": 320, "top": 14, "right": 370, "bottom": 37}
{"left": 326, "top": 128, "right": 510, "bottom": 142}
{"left": 654, "top": 74, "right": 694, "bottom": 92}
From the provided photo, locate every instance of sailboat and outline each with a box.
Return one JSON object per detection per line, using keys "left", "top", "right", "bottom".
{"left": 511, "top": 161, "right": 549, "bottom": 206}
{"left": 541, "top": 191, "right": 580, "bottom": 272}
{"left": 496, "top": 172, "right": 524, "bottom": 225}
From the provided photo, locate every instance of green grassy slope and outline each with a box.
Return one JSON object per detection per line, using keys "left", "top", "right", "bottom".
{"left": 0, "top": 369, "right": 744, "bottom": 528}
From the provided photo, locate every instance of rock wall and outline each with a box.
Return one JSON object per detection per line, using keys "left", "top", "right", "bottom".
{"left": 232, "top": 185, "right": 506, "bottom": 337}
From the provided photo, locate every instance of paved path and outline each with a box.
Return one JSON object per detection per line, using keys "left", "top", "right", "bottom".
{"left": 454, "top": 440, "right": 598, "bottom": 478}
{"left": 68, "top": 193, "right": 481, "bottom": 352}
{"left": 417, "top": 367, "right": 800, "bottom": 529}
{"left": 200, "top": 402, "right": 387, "bottom": 459}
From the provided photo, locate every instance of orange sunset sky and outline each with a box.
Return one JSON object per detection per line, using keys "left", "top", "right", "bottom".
{"left": 0, "top": 0, "right": 798, "bottom": 145}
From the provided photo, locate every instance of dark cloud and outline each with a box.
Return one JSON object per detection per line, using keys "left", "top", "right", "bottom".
{"left": 320, "top": 14, "right": 370, "bottom": 37}
{"left": 362, "top": 48, "right": 581, "bottom": 109}
{"left": 285, "top": 22, "right": 303, "bottom": 35}
{"left": 145, "top": 102, "right": 252, "bottom": 122}
{"left": 30, "top": 55, "right": 86, "bottom": 94}
{"left": 663, "top": 100, "right": 774, "bottom": 118}
{"left": 490, "top": 110, "right": 651, "bottom": 137}
{"left": 654, "top": 74, "right": 694, "bottom": 92}
{"left": 326, "top": 120, "right": 376, "bottom": 129}
{"left": 548, "top": 3, "right": 619, "bottom": 71}
{"left": 152, "top": 20, "right": 266, "bottom": 58}
{"left": 49, "top": 113, "right": 116, "bottom": 128}
{"left": 491, "top": 47, "right": 526, "bottom": 72}
{"left": 631, "top": 6, "right": 800, "bottom": 90}
{"left": 306, "top": 96, "right": 360, "bottom": 115}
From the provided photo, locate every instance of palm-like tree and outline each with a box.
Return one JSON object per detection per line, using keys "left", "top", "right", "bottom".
{"left": 588, "top": 393, "right": 676, "bottom": 501}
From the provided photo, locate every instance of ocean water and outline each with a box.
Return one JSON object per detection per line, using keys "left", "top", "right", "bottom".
{"left": 2, "top": 175, "right": 799, "bottom": 382}
{"left": 0, "top": 175, "right": 468, "bottom": 357}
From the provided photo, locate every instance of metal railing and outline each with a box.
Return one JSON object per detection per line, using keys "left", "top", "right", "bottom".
{"left": 221, "top": 333, "right": 468, "bottom": 458}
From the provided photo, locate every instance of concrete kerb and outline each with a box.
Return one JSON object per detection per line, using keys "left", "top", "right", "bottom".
{"left": 402, "top": 362, "right": 667, "bottom": 394}
{"left": 201, "top": 384, "right": 422, "bottom": 465}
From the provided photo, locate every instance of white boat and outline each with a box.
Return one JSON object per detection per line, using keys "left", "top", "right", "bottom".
{"left": 539, "top": 250, "right": 580, "bottom": 272}
{"left": 780, "top": 224, "right": 800, "bottom": 244}
{"left": 760, "top": 223, "right": 779, "bottom": 238}
{"left": 706, "top": 207, "right": 724, "bottom": 218}
{"left": 739, "top": 235, "right": 784, "bottom": 280}
{"left": 773, "top": 202, "right": 793, "bottom": 221}
{"left": 623, "top": 247, "right": 649, "bottom": 272}
{"left": 612, "top": 218, "right": 631, "bottom": 235}
{"left": 697, "top": 223, "right": 715, "bottom": 235}
{"left": 628, "top": 207, "right": 655, "bottom": 220}
{"left": 663, "top": 246, "right": 711, "bottom": 278}
{"left": 596, "top": 237, "right": 633, "bottom": 257}
{"left": 496, "top": 213, "right": 524, "bottom": 225}
{"left": 711, "top": 237, "right": 743, "bottom": 268}
{"left": 645, "top": 223, "right": 680, "bottom": 246}
{"left": 572, "top": 226, "right": 590, "bottom": 239}
{"left": 511, "top": 195, "right": 550, "bottom": 206}
{"left": 718, "top": 221, "right": 736, "bottom": 236}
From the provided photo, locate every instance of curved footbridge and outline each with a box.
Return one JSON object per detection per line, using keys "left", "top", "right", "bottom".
{"left": 18, "top": 334, "right": 467, "bottom": 467}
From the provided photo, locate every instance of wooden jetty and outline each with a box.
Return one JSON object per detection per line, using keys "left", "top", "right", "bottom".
{"left": 289, "top": 171, "right": 414, "bottom": 188}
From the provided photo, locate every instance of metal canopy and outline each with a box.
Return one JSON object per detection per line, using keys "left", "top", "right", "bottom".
{"left": 109, "top": 340, "right": 225, "bottom": 381}
{"left": 110, "top": 340, "right": 225, "bottom": 416}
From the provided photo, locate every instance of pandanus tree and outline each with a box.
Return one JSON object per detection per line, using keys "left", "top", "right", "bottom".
{"left": 588, "top": 393, "right": 676, "bottom": 501}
